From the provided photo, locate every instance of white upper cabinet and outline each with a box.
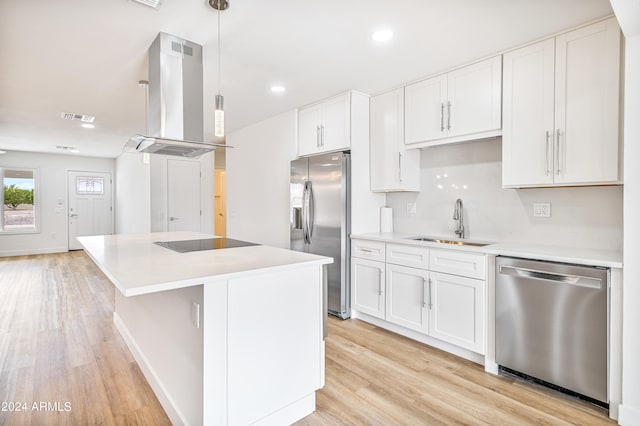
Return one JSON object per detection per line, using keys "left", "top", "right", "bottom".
{"left": 297, "top": 93, "right": 350, "bottom": 157}
{"left": 370, "top": 88, "right": 420, "bottom": 192}
{"left": 502, "top": 18, "right": 621, "bottom": 188}
{"left": 405, "top": 56, "right": 502, "bottom": 147}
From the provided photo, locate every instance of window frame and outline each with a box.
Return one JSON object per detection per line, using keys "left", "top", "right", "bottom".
{"left": 0, "top": 167, "right": 40, "bottom": 235}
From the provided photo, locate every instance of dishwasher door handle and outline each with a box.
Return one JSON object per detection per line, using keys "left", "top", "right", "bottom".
{"left": 498, "top": 265, "right": 602, "bottom": 289}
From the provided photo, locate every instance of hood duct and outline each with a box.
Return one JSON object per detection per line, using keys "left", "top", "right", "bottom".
{"left": 127, "top": 32, "right": 228, "bottom": 157}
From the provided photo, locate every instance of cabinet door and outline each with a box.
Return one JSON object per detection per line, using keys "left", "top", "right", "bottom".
{"left": 370, "top": 88, "right": 420, "bottom": 192}
{"left": 297, "top": 103, "right": 322, "bottom": 157}
{"left": 351, "top": 257, "right": 385, "bottom": 319}
{"left": 385, "top": 264, "right": 429, "bottom": 333}
{"left": 554, "top": 17, "right": 620, "bottom": 185}
{"left": 447, "top": 56, "right": 502, "bottom": 138}
{"left": 502, "top": 39, "right": 556, "bottom": 187}
{"left": 321, "top": 93, "right": 351, "bottom": 153}
{"left": 429, "top": 272, "right": 484, "bottom": 354}
{"left": 405, "top": 74, "right": 447, "bottom": 144}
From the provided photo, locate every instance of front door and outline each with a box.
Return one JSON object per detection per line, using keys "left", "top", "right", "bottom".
{"left": 167, "top": 159, "right": 201, "bottom": 232}
{"left": 68, "top": 171, "right": 113, "bottom": 250}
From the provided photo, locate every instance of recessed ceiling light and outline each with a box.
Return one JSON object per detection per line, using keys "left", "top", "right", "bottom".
{"left": 81, "top": 123, "right": 95, "bottom": 129}
{"left": 270, "top": 86, "right": 286, "bottom": 93}
{"left": 371, "top": 29, "right": 393, "bottom": 43}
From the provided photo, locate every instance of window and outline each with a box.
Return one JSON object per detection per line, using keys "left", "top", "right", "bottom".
{"left": 1, "top": 168, "right": 38, "bottom": 233}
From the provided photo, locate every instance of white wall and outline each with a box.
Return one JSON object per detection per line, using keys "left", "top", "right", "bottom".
{"left": 115, "top": 153, "right": 151, "bottom": 234}
{"left": 610, "top": 0, "right": 640, "bottom": 421}
{"left": 226, "top": 111, "right": 297, "bottom": 248}
{"left": 387, "top": 139, "right": 623, "bottom": 251}
{"left": 0, "top": 151, "right": 115, "bottom": 256}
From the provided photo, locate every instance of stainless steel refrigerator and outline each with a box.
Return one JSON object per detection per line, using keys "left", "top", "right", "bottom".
{"left": 290, "top": 152, "right": 350, "bottom": 319}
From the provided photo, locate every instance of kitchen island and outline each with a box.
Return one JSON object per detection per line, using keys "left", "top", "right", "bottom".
{"left": 78, "top": 232, "right": 332, "bottom": 426}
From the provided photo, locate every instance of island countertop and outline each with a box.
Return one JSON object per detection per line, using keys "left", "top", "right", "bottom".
{"left": 78, "top": 231, "right": 332, "bottom": 297}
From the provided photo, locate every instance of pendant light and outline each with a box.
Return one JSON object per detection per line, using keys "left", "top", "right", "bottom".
{"left": 210, "top": 0, "right": 229, "bottom": 138}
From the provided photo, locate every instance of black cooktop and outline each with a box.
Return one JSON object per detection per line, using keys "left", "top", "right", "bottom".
{"left": 154, "top": 238, "right": 259, "bottom": 253}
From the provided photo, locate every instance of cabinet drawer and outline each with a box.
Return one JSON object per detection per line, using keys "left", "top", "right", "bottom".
{"left": 352, "top": 240, "right": 386, "bottom": 262}
{"left": 429, "top": 249, "right": 486, "bottom": 279}
{"left": 386, "top": 244, "right": 430, "bottom": 269}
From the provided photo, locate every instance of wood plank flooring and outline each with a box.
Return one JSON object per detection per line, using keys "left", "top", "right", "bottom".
{"left": 1, "top": 252, "right": 613, "bottom": 425}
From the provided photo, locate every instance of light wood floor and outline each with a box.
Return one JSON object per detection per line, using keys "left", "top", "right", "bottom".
{"left": 1, "top": 252, "right": 613, "bottom": 425}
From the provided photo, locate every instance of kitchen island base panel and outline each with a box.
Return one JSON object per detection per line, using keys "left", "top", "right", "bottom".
{"left": 112, "top": 265, "right": 324, "bottom": 426}
{"left": 115, "top": 285, "right": 204, "bottom": 425}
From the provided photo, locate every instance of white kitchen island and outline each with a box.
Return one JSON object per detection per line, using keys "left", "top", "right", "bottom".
{"left": 78, "top": 232, "right": 332, "bottom": 426}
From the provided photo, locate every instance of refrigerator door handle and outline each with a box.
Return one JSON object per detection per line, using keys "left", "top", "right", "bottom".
{"left": 307, "top": 181, "right": 315, "bottom": 243}
{"left": 302, "top": 182, "right": 310, "bottom": 244}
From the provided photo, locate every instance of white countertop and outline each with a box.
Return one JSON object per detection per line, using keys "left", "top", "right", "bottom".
{"left": 351, "top": 232, "right": 622, "bottom": 269}
{"left": 78, "top": 232, "right": 332, "bottom": 297}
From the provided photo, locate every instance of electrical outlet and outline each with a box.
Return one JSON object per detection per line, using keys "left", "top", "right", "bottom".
{"left": 192, "top": 301, "right": 200, "bottom": 329}
{"left": 406, "top": 202, "right": 417, "bottom": 214}
{"left": 533, "top": 203, "right": 551, "bottom": 218}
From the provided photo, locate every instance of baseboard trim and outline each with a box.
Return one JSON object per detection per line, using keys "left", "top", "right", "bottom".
{"left": 619, "top": 403, "right": 640, "bottom": 425}
{"left": 351, "top": 310, "right": 484, "bottom": 365}
{"left": 0, "top": 246, "right": 67, "bottom": 257}
{"left": 113, "top": 312, "right": 189, "bottom": 426}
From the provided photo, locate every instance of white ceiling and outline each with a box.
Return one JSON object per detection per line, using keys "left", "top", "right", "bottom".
{"left": 0, "top": 0, "right": 613, "bottom": 158}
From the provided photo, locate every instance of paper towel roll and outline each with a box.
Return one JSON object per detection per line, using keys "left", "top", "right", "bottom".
{"left": 380, "top": 207, "right": 393, "bottom": 233}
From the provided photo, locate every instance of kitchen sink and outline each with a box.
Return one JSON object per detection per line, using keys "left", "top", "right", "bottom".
{"left": 408, "top": 236, "right": 490, "bottom": 247}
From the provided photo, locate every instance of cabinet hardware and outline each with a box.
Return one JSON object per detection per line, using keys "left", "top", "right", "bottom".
{"left": 422, "top": 278, "right": 427, "bottom": 308}
{"left": 378, "top": 269, "right": 383, "bottom": 295}
{"left": 398, "top": 152, "right": 403, "bottom": 182}
{"left": 316, "top": 125, "right": 321, "bottom": 148}
{"left": 447, "top": 102, "right": 452, "bottom": 131}
{"left": 428, "top": 278, "right": 433, "bottom": 310}
{"left": 360, "top": 248, "right": 374, "bottom": 253}
{"left": 545, "top": 130, "right": 551, "bottom": 176}
{"left": 320, "top": 125, "right": 325, "bottom": 148}
{"left": 556, "top": 129, "right": 561, "bottom": 175}
{"left": 440, "top": 103, "right": 445, "bottom": 132}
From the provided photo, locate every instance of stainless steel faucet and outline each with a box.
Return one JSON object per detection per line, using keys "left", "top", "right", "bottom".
{"left": 453, "top": 198, "right": 464, "bottom": 239}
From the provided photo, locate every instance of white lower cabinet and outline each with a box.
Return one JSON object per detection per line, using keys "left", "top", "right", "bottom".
{"left": 429, "top": 271, "right": 484, "bottom": 353}
{"left": 351, "top": 238, "right": 486, "bottom": 355}
{"left": 351, "top": 257, "right": 385, "bottom": 319}
{"left": 385, "top": 264, "right": 429, "bottom": 333}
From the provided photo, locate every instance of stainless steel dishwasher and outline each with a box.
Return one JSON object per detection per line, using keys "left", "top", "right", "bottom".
{"left": 495, "top": 256, "right": 609, "bottom": 405}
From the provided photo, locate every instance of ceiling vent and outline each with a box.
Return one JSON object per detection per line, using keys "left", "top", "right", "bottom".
{"left": 132, "top": 0, "right": 161, "bottom": 9}
{"left": 56, "top": 145, "right": 79, "bottom": 153}
{"left": 61, "top": 112, "right": 95, "bottom": 123}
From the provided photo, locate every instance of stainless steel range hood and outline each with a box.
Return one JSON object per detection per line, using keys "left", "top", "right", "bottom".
{"left": 128, "top": 32, "right": 227, "bottom": 157}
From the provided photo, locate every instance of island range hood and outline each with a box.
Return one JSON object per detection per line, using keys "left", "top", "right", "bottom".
{"left": 128, "top": 32, "right": 227, "bottom": 158}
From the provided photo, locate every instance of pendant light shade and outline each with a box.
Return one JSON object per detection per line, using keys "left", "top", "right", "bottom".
{"left": 214, "top": 94, "right": 224, "bottom": 137}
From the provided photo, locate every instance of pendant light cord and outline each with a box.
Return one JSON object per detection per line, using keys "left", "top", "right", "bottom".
{"left": 217, "top": 1, "right": 221, "bottom": 97}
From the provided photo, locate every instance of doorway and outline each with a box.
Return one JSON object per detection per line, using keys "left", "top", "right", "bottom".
{"left": 214, "top": 168, "right": 226, "bottom": 237}
{"left": 68, "top": 171, "right": 113, "bottom": 250}
{"left": 167, "top": 159, "right": 201, "bottom": 232}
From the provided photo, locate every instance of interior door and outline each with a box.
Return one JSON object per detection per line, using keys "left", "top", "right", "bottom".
{"left": 167, "top": 159, "right": 201, "bottom": 232}
{"left": 214, "top": 168, "right": 227, "bottom": 237}
{"left": 68, "top": 171, "right": 113, "bottom": 250}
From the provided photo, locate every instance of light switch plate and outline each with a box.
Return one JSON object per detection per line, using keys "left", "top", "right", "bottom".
{"left": 533, "top": 203, "right": 551, "bottom": 218}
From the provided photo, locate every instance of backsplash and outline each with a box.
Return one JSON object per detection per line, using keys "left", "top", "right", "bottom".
{"left": 386, "top": 139, "right": 623, "bottom": 251}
